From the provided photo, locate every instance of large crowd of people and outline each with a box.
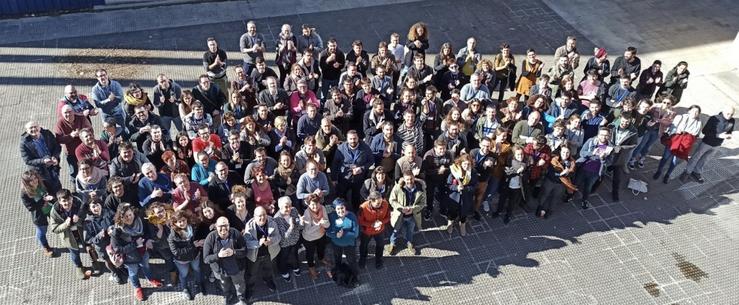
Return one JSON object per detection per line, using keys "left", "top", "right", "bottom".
{"left": 18, "top": 20, "right": 735, "bottom": 304}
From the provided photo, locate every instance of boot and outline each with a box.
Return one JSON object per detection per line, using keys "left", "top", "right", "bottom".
{"left": 308, "top": 267, "right": 318, "bottom": 280}
{"left": 459, "top": 222, "right": 467, "bottom": 236}
{"left": 446, "top": 220, "right": 454, "bottom": 234}
{"left": 169, "top": 271, "right": 179, "bottom": 287}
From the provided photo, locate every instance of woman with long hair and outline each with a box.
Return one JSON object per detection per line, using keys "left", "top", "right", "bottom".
{"left": 20, "top": 169, "right": 55, "bottom": 257}
{"left": 124, "top": 82, "right": 154, "bottom": 117}
{"left": 444, "top": 154, "right": 477, "bottom": 236}
{"left": 536, "top": 145, "right": 577, "bottom": 218}
{"left": 168, "top": 209, "right": 205, "bottom": 300}
{"left": 111, "top": 203, "right": 164, "bottom": 301}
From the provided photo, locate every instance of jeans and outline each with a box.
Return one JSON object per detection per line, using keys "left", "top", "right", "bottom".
{"left": 631, "top": 129, "right": 659, "bottom": 160}
{"left": 174, "top": 259, "right": 202, "bottom": 291}
{"left": 483, "top": 177, "right": 501, "bottom": 203}
{"left": 538, "top": 179, "right": 565, "bottom": 210}
{"left": 124, "top": 252, "right": 154, "bottom": 289}
{"left": 389, "top": 217, "right": 415, "bottom": 246}
{"left": 359, "top": 232, "right": 385, "bottom": 263}
{"left": 160, "top": 116, "right": 183, "bottom": 134}
{"left": 101, "top": 110, "right": 126, "bottom": 128}
{"left": 655, "top": 146, "right": 680, "bottom": 177}
{"left": 215, "top": 270, "right": 247, "bottom": 304}
{"left": 35, "top": 225, "right": 50, "bottom": 249}
{"left": 277, "top": 245, "right": 299, "bottom": 275}
{"left": 242, "top": 62, "right": 255, "bottom": 76}
{"left": 246, "top": 255, "right": 274, "bottom": 292}
{"left": 69, "top": 248, "right": 83, "bottom": 268}
{"left": 320, "top": 79, "right": 339, "bottom": 103}
{"left": 685, "top": 142, "right": 716, "bottom": 174}
{"left": 575, "top": 169, "right": 600, "bottom": 202}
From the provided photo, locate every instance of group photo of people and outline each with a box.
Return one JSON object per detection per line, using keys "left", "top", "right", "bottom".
{"left": 18, "top": 19, "right": 735, "bottom": 305}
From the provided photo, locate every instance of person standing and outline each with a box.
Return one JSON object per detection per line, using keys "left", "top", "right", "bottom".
{"left": 388, "top": 170, "right": 426, "bottom": 254}
{"left": 357, "top": 191, "right": 390, "bottom": 269}
{"left": 653, "top": 105, "right": 702, "bottom": 183}
{"left": 576, "top": 127, "right": 614, "bottom": 209}
{"left": 331, "top": 130, "right": 373, "bottom": 211}
{"left": 319, "top": 38, "right": 345, "bottom": 101}
{"left": 203, "top": 37, "right": 229, "bottom": 98}
{"left": 444, "top": 154, "right": 477, "bottom": 236}
{"left": 239, "top": 21, "right": 265, "bottom": 76}
{"left": 203, "top": 217, "right": 248, "bottom": 305}
{"left": 657, "top": 61, "right": 690, "bottom": 103}
{"left": 152, "top": 73, "right": 183, "bottom": 133}
{"left": 55, "top": 105, "right": 93, "bottom": 184}
{"left": 273, "top": 197, "right": 304, "bottom": 282}
{"left": 20, "top": 170, "right": 56, "bottom": 257}
{"left": 680, "top": 106, "right": 735, "bottom": 183}
{"left": 326, "top": 199, "right": 359, "bottom": 282}
{"left": 20, "top": 121, "right": 62, "bottom": 193}
{"left": 91, "top": 68, "right": 125, "bottom": 125}
{"left": 244, "top": 206, "right": 282, "bottom": 294}
{"left": 168, "top": 210, "right": 206, "bottom": 300}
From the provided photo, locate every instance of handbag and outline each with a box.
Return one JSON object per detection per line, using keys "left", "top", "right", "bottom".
{"left": 106, "top": 244, "right": 125, "bottom": 268}
{"left": 627, "top": 178, "right": 648, "bottom": 195}
{"left": 669, "top": 133, "right": 696, "bottom": 160}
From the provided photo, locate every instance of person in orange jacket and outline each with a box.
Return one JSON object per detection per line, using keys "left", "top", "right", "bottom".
{"left": 357, "top": 191, "right": 391, "bottom": 270}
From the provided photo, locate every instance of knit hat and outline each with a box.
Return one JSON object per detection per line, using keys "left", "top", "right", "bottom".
{"left": 595, "top": 47, "right": 607, "bottom": 59}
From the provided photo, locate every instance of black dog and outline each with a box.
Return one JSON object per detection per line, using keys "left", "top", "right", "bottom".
{"left": 333, "top": 263, "right": 359, "bottom": 288}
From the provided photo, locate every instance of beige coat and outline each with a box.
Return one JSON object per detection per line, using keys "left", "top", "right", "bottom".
{"left": 389, "top": 179, "right": 426, "bottom": 230}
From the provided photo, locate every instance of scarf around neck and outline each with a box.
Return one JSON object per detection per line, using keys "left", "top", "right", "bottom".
{"left": 450, "top": 163, "right": 471, "bottom": 185}
{"left": 124, "top": 93, "right": 148, "bottom": 107}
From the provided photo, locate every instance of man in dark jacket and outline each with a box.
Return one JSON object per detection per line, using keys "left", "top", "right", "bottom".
{"left": 21, "top": 121, "right": 62, "bottom": 193}
{"left": 203, "top": 217, "right": 249, "bottom": 305}
{"left": 680, "top": 106, "right": 735, "bottom": 183}
{"left": 208, "top": 162, "right": 245, "bottom": 211}
{"left": 192, "top": 74, "right": 228, "bottom": 129}
{"left": 109, "top": 142, "right": 149, "bottom": 199}
{"left": 331, "top": 130, "right": 373, "bottom": 211}
{"left": 421, "top": 139, "right": 452, "bottom": 220}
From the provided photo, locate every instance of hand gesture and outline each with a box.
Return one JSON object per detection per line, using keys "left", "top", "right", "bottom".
{"left": 108, "top": 93, "right": 116, "bottom": 102}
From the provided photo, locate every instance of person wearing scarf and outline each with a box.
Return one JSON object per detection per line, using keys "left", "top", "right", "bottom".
{"left": 444, "top": 154, "right": 477, "bottom": 236}
{"left": 50, "top": 189, "right": 91, "bottom": 280}
{"left": 168, "top": 210, "right": 205, "bottom": 300}
{"left": 498, "top": 146, "right": 530, "bottom": 224}
{"left": 272, "top": 151, "right": 300, "bottom": 205}
{"left": 123, "top": 83, "right": 154, "bottom": 118}
{"left": 75, "top": 159, "right": 108, "bottom": 204}
{"left": 273, "top": 197, "right": 304, "bottom": 282}
{"left": 20, "top": 170, "right": 56, "bottom": 257}
{"left": 111, "top": 204, "right": 164, "bottom": 301}
{"left": 300, "top": 194, "right": 330, "bottom": 279}
{"left": 537, "top": 146, "right": 577, "bottom": 219}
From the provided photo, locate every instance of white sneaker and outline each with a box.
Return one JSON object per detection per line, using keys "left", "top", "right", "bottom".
{"left": 482, "top": 201, "right": 490, "bottom": 213}
{"left": 108, "top": 275, "right": 118, "bottom": 283}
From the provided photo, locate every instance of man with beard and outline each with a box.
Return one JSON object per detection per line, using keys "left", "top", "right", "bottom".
{"left": 128, "top": 105, "right": 167, "bottom": 152}
{"left": 239, "top": 21, "right": 265, "bottom": 76}
{"left": 244, "top": 147, "right": 278, "bottom": 183}
{"left": 294, "top": 136, "right": 327, "bottom": 174}
{"left": 108, "top": 142, "right": 149, "bottom": 198}
{"left": 20, "top": 121, "right": 62, "bottom": 193}
{"left": 203, "top": 37, "right": 229, "bottom": 97}
{"left": 222, "top": 130, "right": 252, "bottom": 177}
{"left": 315, "top": 118, "right": 344, "bottom": 167}
{"left": 142, "top": 125, "right": 171, "bottom": 170}
{"left": 609, "top": 46, "right": 642, "bottom": 86}
{"left": 91, "top": 68, "right": 125, "bottom": 126}
{"left": 208, "top": 162, "right": 245, "bottom": 210}
{"left": 192, "top": 74, "right": 227, "bottom": 129}
{"left": 332, "top": 130, "right": 373, "bottom": 211}
{"left": 56, "top": 85, "right": 97, "bottom": 121}
{"left": 152, "top": 73, "right": 183, "bottom": 133}
{"left": 257, "top": 76, "right": 289, "bottom": 117}
{"left": 319, "top": 38, "right": 346, "bottom": 101}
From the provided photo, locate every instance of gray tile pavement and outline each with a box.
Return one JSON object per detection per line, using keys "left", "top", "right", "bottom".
{"left": 1, "top": 0, "right": 739, "bottom": 304}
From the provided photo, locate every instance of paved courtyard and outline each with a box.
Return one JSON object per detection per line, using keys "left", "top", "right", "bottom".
{"left": 0, "top": 0, "right": 738, "bottom": 304}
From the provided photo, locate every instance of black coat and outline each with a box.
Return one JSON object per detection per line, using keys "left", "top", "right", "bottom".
{"left": 168, "top": 226, "right": 200, "bottom": 262}
{"left": 202, "top": 228, "right": 247, "bottom": 276}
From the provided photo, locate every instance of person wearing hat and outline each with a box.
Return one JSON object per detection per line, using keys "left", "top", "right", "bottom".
{"left": 326, "top": 198, "right": 359, "bottom": 279}
{"left": 357, "top": 191, "right": 390, "bottom": 269}
{"left": 582, "top": 47, "right": 610, "bottom": 82}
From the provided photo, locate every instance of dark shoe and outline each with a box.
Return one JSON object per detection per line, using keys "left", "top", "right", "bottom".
{"left": 638, "top": 160, "right": 645, "bottom": 168}
{"left": 281, "top": 272, "right": 291, "bottom": 283}
{"left": 581, "top": 200, "right": 590, "bottom": 210}
{"left": 265, "top": 279, "right": 277, "bottom": 292}
{"left": 422, "top": 209, "right": 432, "bottom": 221}
{"left": 679, "top": 172, "right": 690, "bottom": 183}
{"left": 503, "top": 215, "right": 511, "bottom": 225}
{"left": 652, "top": 171, "right": 661, "bottom": 180}
{"left": 543, "top": 209, "right": 550, "bottom": 219}
{"left": 473, "top": 211, "right": 482, "bottom": 221}
{"left": 611, "top": 193, "right": 620, "bottom": 202}
{"left": 358, "top": 259, "right": 366, "bottom": 269}
{"left": 375, "top": 260, "right": 384, "bottom": 270}
{"left": 662, "top": 174, "right": 669, "bottom": 184}
{"left": 293, "top": 268, "right": 301, "bottom": 277}
{"left": 199, "top": 282, "right": 208, "bottom": 296}
{"left": 627, "top": 161, "right": 636, "bottom": 171}
{"left": 691, "top": 172, "right": 705, "bottom": 183}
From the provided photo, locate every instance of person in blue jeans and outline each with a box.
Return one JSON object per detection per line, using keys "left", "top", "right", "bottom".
{"left": 574, "top": 128, "right": 613, "bottom": 209}
{"left": 20, "top": 170, "right": 56, "bottom": 257}
{"left": 388, "top": 171, "right": 426, "bottom": 254}
{"left": 49, "top": 189, "right": 91, "bottom": 280}
{"left": 111, "top": 204, "right": 163, "bottom": 301}
{"left": 168, "top": 210, "right": 205, "bottom": 300}
{"left": 652, "top": 106, "right": 702, "bottom": 183}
